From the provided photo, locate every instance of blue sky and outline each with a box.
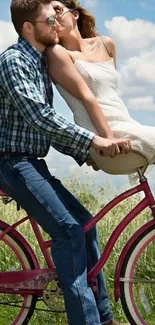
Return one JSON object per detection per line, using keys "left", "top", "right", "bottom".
{"left": 0, "top": 0, "right": 155, "bottom": 193}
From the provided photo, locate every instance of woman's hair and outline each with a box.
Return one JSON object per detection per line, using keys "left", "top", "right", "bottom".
{"left": 53, "top": 0, "right": 98, "bottom": 38}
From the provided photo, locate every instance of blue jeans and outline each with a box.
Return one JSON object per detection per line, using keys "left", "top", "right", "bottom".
{"left": 0, "top": 155, "right": 113, "bottom": 325}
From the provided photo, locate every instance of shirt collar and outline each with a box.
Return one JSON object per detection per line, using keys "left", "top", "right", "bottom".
{"left": 16, "top": 37, "right": 44, "bottom": 64}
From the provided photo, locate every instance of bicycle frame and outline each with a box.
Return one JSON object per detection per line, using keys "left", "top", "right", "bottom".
{"left": 0, "top": 175, "right": 155, "bottom": 298}
{"left": 84, "top": 179, "right": 155, "bottom": 280}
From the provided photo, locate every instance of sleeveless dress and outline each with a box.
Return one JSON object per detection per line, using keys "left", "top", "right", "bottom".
{"left": 56, "top": 39, "right": 155, "bottom": 175}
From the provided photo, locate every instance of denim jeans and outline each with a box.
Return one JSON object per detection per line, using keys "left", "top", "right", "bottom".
{"left": 0, "top": 155, "right": 113, "bottom": 325}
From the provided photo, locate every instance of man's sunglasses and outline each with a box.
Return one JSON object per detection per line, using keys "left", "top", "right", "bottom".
{"left": 28, "top": 15, "right": 57, "bottom": 26}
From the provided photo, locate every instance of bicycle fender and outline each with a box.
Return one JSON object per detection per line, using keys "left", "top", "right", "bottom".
{"left": 114, "top": 219, "right": 155, "bottom": 302}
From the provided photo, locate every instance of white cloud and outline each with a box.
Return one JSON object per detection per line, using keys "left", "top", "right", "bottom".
{"left": 84, "top": 0, "right": 98, "bottom": 8}
{"left": 104, "top": 16, "right": 155, "bottom": 110}
{"left": 139, "top": 0, "right": 155, "bottom": 10}
{"left": 0, "top": 21, "right": 17, "bottom": 53}
{"left": 139, "top": 1, "right": 148, "bottom": 9}
{"left": 127, "top": 96, "right": 155, "bottom": 111}
{"left": 104, "top": 17, "right": 155, "bottom": 54}
{"left": 118, "top": 49, "right": 155, "bottom": 97}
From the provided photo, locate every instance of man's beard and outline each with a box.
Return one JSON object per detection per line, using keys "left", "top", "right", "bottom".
{"left": 34, "top": 28, "right": 59, "bottom": 46}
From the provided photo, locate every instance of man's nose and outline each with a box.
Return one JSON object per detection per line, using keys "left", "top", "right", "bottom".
{"left": 53, "top": 19, "right": 61, "bottom": 29}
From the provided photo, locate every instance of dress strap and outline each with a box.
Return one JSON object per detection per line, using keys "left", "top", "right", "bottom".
{"left": 96, "top": 36, "right": 111, "bottom": 57}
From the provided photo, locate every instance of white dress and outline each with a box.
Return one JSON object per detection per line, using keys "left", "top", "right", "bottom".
{"left": 56, "top": 42, "right": 155, "bottom": 175}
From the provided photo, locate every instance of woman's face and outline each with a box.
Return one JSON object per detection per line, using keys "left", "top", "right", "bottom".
{"left": 52, "top": 1, "right": 78, "bottom": 38}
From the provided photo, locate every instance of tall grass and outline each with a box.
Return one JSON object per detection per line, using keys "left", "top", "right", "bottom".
{"left": 0, "top": 178, "right": 154, "bottom": 324}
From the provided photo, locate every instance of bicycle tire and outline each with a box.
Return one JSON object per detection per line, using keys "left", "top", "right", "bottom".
{"left": 120, "top": 224, "right": 155, "bottom": 325}
{"left": 0, "top": 223, "right": 37, "bottom": 325}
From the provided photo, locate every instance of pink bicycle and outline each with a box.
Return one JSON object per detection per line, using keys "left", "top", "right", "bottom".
{"left": 0, "top": 167, "right": 155, "bottom": 325}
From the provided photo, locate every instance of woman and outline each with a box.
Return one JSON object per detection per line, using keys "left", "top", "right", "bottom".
{"left": 46, "top": 0, "right": 155, "bottom": 175}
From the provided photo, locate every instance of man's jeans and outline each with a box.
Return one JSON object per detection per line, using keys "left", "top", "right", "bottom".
{"left": 0, "top": 155, "right": 113, "bottom": 325}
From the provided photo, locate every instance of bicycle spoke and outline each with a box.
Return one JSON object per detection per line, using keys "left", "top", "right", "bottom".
{"left": 0, "top": 301, "right": 30, "bottom": 308}
{"left": 0, "top": 300, "right": 66, "bottom": 313}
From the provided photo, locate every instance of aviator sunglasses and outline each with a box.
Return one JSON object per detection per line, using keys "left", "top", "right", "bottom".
{"left": 28, "top": 15, "right": 57, "bottom": 26}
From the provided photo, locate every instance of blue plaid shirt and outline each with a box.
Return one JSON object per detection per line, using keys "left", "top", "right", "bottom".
{"left": 0, "top": 38, "right": 94, "bottom": 165}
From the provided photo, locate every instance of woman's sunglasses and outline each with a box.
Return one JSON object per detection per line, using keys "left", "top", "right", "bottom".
{"left": 54, "top": 6, "right": 74, "bottom": 18}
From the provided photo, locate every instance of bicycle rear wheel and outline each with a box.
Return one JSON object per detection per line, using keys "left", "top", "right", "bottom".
{"left": 0, "top": 223, "right": 37, "bottom": 325}
{"left": 120, "top": 224, "right": 155, "bottom": 325}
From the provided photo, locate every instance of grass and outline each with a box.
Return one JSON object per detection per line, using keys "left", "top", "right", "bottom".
{"left": 0, "top": 179, "right": 154, "bottom": 324}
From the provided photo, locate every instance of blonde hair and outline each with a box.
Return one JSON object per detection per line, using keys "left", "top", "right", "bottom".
{"left": 52, "top": 0, "right": 98, "bottom": 38}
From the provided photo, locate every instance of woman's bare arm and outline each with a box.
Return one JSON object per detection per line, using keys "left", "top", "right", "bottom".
{"left": 46, "top": 44, "right": 114, "bottom": 139}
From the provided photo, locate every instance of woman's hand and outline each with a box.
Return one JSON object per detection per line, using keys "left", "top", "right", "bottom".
{"left": 92, "top": 135, "right": 133, "bottom": 158}
{"left": 112, "top": 138, "right": 133, "bottom": 154}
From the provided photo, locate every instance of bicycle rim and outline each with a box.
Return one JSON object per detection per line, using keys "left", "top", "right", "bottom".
{"left": 0, "top": 224, "right": 37, "bottom": 325}
{"left": 120, "top": 224, "right": 155, "bottom": 325}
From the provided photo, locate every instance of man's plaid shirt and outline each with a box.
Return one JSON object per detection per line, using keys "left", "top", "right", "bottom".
{"left": 0, "top": 38, "right": 94, "bottom": 165}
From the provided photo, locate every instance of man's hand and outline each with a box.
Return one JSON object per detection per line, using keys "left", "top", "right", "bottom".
{"left": 91, "top": 135, "right": 132, "bottom": 158}
{"left": 86, "top": 155, "right": 100, "bottom": 171}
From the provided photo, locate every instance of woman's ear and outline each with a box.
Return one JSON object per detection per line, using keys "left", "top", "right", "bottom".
{"left": 73, "top": 10, "right": 79, "bottom": 20}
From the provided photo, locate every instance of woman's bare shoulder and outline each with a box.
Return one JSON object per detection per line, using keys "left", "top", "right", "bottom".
{"left": 97, "top": 35, "right": 116, "bottom": 62}
{"left": 46, "top": 44, "right": 68, "bottom": 58}
{"left": 100, "top": 35, "right": 115, "bottom": 48}
{"left": 85, "top": 35, "right": 115, "bottom": 48}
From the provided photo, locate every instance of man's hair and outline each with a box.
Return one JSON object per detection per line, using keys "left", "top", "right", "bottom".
{"left": 10, "top": 0, "right": 51, "bottom": 36}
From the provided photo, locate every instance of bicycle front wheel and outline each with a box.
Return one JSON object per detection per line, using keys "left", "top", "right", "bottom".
{"left": 120, "top": 224, "right": 155, "bottom": 325}
{"left": 0, "top": 223, "right": 37, "bottom": 325}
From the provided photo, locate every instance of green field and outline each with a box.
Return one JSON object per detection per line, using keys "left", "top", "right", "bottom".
{"left": 0, "top": 178, "right": 154, "bottom": 324}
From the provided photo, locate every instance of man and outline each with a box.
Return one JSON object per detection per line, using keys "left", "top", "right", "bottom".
{"left": 0, "top": 0, "right": 131, "bottom": 324}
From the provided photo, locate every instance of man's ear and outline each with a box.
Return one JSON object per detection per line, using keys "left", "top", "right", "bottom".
{"left": 23, "top": 21, "right": 34, "bottom": 35}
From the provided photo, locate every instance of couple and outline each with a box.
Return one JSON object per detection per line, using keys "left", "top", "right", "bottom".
{"left": 0, "top": 1, "right": 151, "bottom": 325}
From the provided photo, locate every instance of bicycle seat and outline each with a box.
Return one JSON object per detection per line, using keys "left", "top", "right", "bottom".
{"left": 89, "top": 148, "right": 148, "bottom": 175}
